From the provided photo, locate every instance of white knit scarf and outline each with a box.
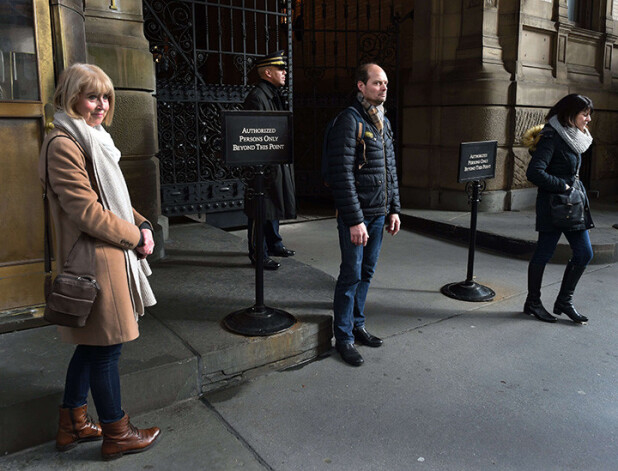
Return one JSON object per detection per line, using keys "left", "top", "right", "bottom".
{"left": 548, "top": 115, "right": 593, "bottom": 154}
{"left": 53, "top": 111, "right": 156, "bottom": 318}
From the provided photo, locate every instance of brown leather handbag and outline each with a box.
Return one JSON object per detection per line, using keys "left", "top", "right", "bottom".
{"left": 43, "top": 135, "right": 99, "bottom": 328}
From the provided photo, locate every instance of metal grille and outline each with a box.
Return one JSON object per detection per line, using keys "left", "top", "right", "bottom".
{"left": 143, "top": 0, "right": 292, "bottom": 221}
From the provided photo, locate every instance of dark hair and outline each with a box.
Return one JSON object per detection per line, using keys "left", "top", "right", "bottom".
{"left": 546, "top": 94, "right": 593, "bottom": 127}
{"left": 355, "top": 63, "right": 378, "bottom": 85}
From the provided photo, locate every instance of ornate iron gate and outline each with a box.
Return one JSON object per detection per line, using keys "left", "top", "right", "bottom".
{"left": 291, "top": 0, "right": 409, "bottom": 196}
{"left": 143, "top": 0, "right": 292, "bottom": 226}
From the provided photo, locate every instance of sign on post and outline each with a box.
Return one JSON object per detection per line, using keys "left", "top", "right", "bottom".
{"left": 221, "top": 110, "right": 293, "bottom": 166}
{"left": 441, "top": 140, "right": 497, "bottom": 302}
{"left": 458, "top": 140, "right": 497, "bottom": 183}
{"left": 220, "top": 109, "right": 296, "bottom": 336}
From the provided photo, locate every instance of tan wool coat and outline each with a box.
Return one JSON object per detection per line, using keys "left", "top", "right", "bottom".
{"left": 39, "top": 128, "right": 149, "bottom": 346}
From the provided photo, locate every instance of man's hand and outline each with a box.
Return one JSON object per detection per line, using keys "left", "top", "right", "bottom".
{"left": 386, "top": 213, "right": 400, "bottom": 236}
{"left": 136, "top": 229, "right": 155, "bottom": 257}
{"left": 350, "top": 223, "right": 369, "bottom": 246}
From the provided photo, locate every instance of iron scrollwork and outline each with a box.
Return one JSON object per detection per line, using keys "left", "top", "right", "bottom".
{"left": 143, "top": 1, "right": 291, "bottom": 218}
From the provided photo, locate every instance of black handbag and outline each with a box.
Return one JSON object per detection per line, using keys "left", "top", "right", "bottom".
{"left": 43, "top": 135, "right": 100, "bottom": 328}
{"left": 549, "top": 178, "right": 586, "bottom": 229}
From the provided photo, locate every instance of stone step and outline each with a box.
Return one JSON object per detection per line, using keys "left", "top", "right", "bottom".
{"left": 0, "top": 223, "right": 334, "bottom": 455}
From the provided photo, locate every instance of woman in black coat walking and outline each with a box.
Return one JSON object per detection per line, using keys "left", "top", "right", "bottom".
{"left": 523, "top": 94, "right": 594, "bottom": 324}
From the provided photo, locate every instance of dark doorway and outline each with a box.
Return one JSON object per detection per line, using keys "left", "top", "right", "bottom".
{"left": 291, "top": 0, "right": 406, "bottom": 198}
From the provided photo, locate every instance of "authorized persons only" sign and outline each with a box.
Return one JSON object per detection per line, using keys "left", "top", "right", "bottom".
{"left": 222, "top": 110, "right": 293, "bottom": 166}
{"left": 457, "top": 140, "right": 497, "bottom": 183}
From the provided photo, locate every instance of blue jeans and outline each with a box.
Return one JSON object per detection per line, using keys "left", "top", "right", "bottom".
{"left": 62, "top": 344, "right": 124, "bottom": 424}
{"left": 247, "top": 218, "right": 283, "bottom": 258}
{"left": 530, "top": 229, "right": 593, "bottom": 266}
{"left": 333, "top": 215, "right": 385, "bottom": 344}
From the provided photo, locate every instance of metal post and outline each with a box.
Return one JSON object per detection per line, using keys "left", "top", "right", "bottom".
{"left": 465, "top": 180, "right": 480, "bottom": 284}
{"left": 223, "top": 166, "right": 296, "bottom": 335}
{"left": 441, "top": 180, "right": 495, "bottom": 302}
{"left": 254, "top": 168, "right": 265, "bottom": 311}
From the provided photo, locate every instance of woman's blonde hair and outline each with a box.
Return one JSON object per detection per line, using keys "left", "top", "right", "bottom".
{"left": 53, "top": 63, "right": 115, "bottom": 126}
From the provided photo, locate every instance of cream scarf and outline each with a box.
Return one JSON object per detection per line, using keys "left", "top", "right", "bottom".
{"left": 53, "top": 111, "right": 156, "bottom": 318}
{"left": 548, "top": 115, "right": 593, "bottom": 155}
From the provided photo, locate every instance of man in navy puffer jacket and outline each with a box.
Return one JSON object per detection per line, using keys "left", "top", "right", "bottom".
{"left": 325, "top": 63, "right": 401, "bottom": 366}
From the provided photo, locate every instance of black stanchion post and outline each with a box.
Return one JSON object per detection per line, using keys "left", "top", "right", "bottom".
{"left": 465, "top": 180, "right": 480, "bottom": 284}
{"left": 441, "top": 179, "right": 495, "bottom": 302}
{"left": 223, "top": 167, "right": 296, "bottom": 335}
{"left": 221, "top": 110, "right": 296, "bottom": 335}
{"left": 254, "top": 167, "right": 265, "bottom": 311}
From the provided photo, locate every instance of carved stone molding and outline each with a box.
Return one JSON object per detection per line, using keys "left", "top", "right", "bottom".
{"left": 514, "top": 108, "right": 546, "bottom": 145}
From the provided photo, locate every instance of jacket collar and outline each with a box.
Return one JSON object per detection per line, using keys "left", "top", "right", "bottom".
{"left": 256, "top": 79, "right": 280, "bottom": 99}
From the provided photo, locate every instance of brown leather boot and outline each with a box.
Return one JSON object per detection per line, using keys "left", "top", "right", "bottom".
{"left": 56, "top": 404, "right": 103, "bottom": 451}
{"left": 101, "top": 413, "right": 160, "bottom": 461}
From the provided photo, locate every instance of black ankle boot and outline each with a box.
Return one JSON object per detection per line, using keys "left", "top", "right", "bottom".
{"left": 523, "top": 263, "right": 557, "bottom": 323}
{"left": 553, "top": 262, "right": 588, "bottom": 324}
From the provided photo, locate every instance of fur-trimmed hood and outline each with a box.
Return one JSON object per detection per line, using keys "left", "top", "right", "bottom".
{"left": 521, "top": 124, "right": 544, "bottom": 152}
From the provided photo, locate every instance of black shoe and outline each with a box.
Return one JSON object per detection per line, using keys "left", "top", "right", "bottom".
{"left": 250, "top": 256, "right": 280, "bottom": 271}
{"left": 336, "top": 343, "right": 364, "bottom": 366}
{"left": 352, "top": 326, "right": 383, "bottom": 347}
{"left": 270, "top": 246, "right": 295, "bottom": 257}
{"left": 523, "top": 298, "right": 557, "bottom": 323}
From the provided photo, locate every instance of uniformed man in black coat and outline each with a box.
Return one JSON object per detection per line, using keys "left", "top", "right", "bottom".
{"left": 243, "top": 51, "right": 296, "bottom": 270}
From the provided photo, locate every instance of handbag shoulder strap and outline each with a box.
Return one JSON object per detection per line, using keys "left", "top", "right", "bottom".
{"left": 43, "top": 133, "right": 96, "bottom": 279}
{"left": 43, "top": 135, "right": 63, "bottom": 275}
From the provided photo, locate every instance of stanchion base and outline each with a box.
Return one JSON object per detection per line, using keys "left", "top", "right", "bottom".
{"left": 441, "top": 281, "right": 495, "bottom": 302}
{"left": 223, "top": 305, "right": 296, "bottom": 336}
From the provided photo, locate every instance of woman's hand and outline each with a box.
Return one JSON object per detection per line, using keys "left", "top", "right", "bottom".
{"left": 136, "top": 229, "right": 155, "bottom": 258}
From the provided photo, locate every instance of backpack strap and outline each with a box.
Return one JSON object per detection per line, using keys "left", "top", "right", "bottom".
{"left": 345, "top": 106, "right": 367, "bottom": 169}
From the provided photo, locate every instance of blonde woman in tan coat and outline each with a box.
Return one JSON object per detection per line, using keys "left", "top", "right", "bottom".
{"left": 39, "top": 63, "right": 160, "bottom": 460}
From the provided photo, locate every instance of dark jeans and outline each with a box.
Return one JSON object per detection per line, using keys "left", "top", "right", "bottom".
{"left": 333, "top": 215, "right": 385, "bottom": 344}
{"left": 247, "top": 218, "right": 283, "bottom": 258}
{"left": 530, "top": 229, "right": 593, "bottom": 266}
{"left": 62, "top": 344, "right": 123, "bottom": 424}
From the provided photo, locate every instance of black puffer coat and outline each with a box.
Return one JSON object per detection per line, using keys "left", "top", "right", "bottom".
{"left": 243, "top": 80, "right": 296, "bottom": 220}
{"left": 326, "top": 101, "right": 400, "bottom": 226}
{"left": 526, "top": 124, "right": 594, "bottom": 232}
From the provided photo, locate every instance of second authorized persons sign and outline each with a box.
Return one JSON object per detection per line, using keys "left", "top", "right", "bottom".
{"left": 457, "top": 140, "right": 497, "bottom": 183}
{"left": 222, "top": 110, "right": 293, "bottom": 166}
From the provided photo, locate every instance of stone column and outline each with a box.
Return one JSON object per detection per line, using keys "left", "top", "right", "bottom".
{"left": 49, "top": 0, "right": 88, "bottom": 72}
{"left": 553, "top": 0, "right": 571, "bottom": 82}
{"left": 84, "top": 0, "right": 164, "bottom": 258}
{"left": 602, "top": 1, "right": 617, "bottom": 88}
{"left": 402, "top": 0, "right": 514, "bottom": 211}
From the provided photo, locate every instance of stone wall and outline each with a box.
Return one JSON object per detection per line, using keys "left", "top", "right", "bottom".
{"left": 84, "top": 0, "right": 164, "bottom": 255}
{"left": 401, "top": 0, "right": 618, "bottom": 211}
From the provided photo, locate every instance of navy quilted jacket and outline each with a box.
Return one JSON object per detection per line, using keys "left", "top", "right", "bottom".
{"left": 326, "top": 101, "right": 400, "bottom": 226}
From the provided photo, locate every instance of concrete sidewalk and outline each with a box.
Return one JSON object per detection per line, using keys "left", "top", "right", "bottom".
{"left": 1, "top": 200, "right": 617, "bottom": 469}
{"left": 2, "top": 214, "right": 617, "bottom": 470}
{"left": 0, "top": 223, "right": 333, "bottom": 455}
{"left": 400, "top": 197, "right": 618, "bottom": 264}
